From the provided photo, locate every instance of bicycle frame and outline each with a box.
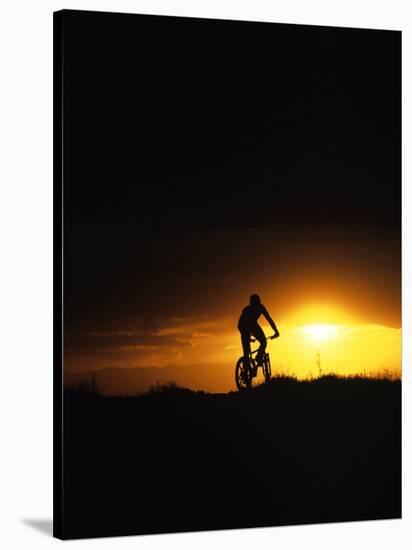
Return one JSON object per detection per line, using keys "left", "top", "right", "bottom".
{"left": 249, "top": 335, "right": 275, "bottom": 357}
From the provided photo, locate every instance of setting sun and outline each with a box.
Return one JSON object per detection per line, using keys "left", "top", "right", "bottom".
{"left": 302, "top": 323, "right": 339, "bottom": 341}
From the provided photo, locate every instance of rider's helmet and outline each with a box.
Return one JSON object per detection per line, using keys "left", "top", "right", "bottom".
{"left": 250, "top": 294, "right": 261, "bottom": 306}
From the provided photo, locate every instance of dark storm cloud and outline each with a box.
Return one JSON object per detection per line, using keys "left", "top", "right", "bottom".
{"left": 64, "top": 13, "right": 400, "bottom": 231}
{"left": 66, "top": 332, "right": 192, "bottom": 352}
{"left": 64, "top": 314, "right": 220, "bottom": 356}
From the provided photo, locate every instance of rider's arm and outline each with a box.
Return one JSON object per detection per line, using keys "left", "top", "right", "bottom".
{"left": 262, "top": 306, "right": 279, "bottom": 335}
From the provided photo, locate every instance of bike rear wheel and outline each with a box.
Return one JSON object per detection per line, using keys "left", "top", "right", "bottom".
{"left": 235, "top": 357, "right": 252, "bottom": 390}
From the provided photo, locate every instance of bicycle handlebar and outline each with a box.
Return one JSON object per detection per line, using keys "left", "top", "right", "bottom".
{"left": 250, "top": 334, "right": 279, "bottom": 343}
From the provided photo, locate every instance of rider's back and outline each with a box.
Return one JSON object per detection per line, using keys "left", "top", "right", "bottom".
{"left": 238, "top": 303, "right": 265, "bottom": 332}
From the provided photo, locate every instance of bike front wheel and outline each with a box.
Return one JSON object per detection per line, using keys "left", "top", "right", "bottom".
{"left": 235, "top": 357, "right": 252, "bottom": 391}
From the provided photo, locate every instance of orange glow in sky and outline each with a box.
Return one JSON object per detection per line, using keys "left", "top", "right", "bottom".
{"left": 65, "top": 301, "right": 401, "bottom": 394}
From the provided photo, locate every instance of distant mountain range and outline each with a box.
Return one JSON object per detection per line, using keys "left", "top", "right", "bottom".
{"left": 64, "top": 362, "right": 237, "bottom": 395}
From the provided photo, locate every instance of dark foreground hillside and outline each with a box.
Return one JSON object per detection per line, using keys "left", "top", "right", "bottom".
{"left": 62, "top": 376, "right": 401, "bottom": 539}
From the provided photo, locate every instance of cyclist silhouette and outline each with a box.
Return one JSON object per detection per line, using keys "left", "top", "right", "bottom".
{"left": 238, "top": 294, "right": 279, "bottom": 369}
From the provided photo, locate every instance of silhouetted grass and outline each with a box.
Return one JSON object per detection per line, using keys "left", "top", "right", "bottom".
{"left": 64, "top": 373, "right": 101, "bottom": 395}
{"left": 144, "top": 380, "right": 194, "bottom": 396}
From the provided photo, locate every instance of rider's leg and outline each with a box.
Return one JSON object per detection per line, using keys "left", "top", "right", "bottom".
{"left": 252, "top": 325, "right": 266, "bottom": 366}
{"left": 240, "top": 331, "right": 251, "bottom": 370}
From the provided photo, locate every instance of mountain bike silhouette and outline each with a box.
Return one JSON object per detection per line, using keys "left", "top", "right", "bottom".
{"left": 235, "top": 335, "right": 277, "bottom": 390}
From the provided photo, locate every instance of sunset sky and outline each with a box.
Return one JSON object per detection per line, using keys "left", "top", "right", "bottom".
{"left": 62, "top": 12, "right": 401, "bottom": 392}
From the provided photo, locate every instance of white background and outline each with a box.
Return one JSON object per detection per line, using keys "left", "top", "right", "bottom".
{"left": 0, "top": 0, "right": 410, "bottom": 548}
